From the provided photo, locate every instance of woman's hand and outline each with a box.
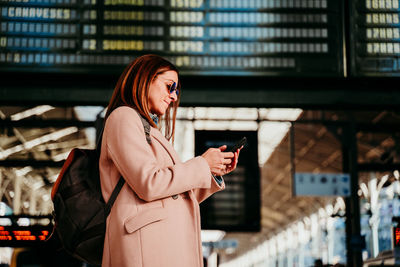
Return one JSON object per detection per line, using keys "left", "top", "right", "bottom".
{"left": 225, "top": 148, "right": 240, "bottom": 174}
{"left": 201, "top": 145, "right": 241, "bottom": 176}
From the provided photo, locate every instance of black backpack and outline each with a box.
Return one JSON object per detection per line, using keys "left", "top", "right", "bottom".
{"left": 51, "top": 112, "right": 151, "bottom": 266}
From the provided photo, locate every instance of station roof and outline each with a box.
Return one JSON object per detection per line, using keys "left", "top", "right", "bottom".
{"left": 0, "top": 106, "right": 399, "bottom": 262}
{"left": 221, "top": 110, "right": 400, "bottom": 262}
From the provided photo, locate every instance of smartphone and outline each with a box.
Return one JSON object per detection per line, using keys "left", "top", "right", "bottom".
{"left": 228, "top": 137, "right": 247, "bottom": 152}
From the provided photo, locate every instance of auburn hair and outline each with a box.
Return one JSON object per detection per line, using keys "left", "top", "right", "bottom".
{"left": 105, "top": 54, "right": 181, "bottom": 141}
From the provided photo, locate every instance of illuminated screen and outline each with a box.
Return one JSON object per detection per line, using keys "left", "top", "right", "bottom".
{"left": 353, "top": 0, "right": 400, "bottom": 76}
{"left": 0, "top": 0, "right": 343, "bottom": 76}
{"left": 394, "top": 226, "right": 400, "bottom": 248}
{"left": 195, "top": 130, "right": 260, "bottom": 231}
{"left": 0, "top": 225, "right": 52, "bottom": 247}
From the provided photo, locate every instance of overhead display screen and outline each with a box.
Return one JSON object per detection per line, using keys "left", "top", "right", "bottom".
{"left": 0, "top": 225, "right": 52, "bottom": 247}
{"left": 394, "top": 226, "right": 400, "bottom": 248}
{"left": 0, "top": 0, "right": 343, "bottom": 76}
{"left": 195, "top": 130, "right": 260, "bottom": 231}
{"left": 353, "top": 0, "right": 400, "bottom": 76}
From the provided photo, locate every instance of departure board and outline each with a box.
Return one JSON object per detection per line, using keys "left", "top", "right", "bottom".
{"left": 0, "top": 0, "right": 343, "bottom": 76}
{"left": 394, "top": 226, "right": 400, "bottom": 247}
{"left": 0, "top": 225, "right": 52, "bottom": 247}
{"left": 195, "top": 130, "right": 260, "bottom": 231}
{"left": 353, "top": 0, "right": 400, "bottom": 76}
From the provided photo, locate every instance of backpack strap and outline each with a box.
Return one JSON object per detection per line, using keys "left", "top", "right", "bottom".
{"left": 95, "top": 108, "right": 151, "bottom": 151}
{"left": 103, "top": 109, "right": 152, "bottom": 215}
{"left": 139, "top": 115, "right": 152, "bottom": 145}
{"left": 104, "top": 177, "right": 125, "bottom": 217}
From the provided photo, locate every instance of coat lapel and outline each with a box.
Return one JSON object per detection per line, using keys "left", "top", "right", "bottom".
{"left": 150, "top": 128, "right": 180, "bottom": 164}
{"left": 150, "top": 127, "right": 197, "bottom": 200}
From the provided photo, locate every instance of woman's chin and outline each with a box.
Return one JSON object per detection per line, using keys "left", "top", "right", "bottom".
{"left": 159, "top": 107, "right": 169, "bottom": 115}
{"left": 155, "top": 110, "right": 166, "bottom": 116}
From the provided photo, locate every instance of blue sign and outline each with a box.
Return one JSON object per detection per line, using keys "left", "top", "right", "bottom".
{"left": 294, "top": 173, "right": 351, "bottom": 196}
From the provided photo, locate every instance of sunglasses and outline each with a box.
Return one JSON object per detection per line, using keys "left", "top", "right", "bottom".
{"left": 168, "top": 82, "right": 179, "bottom": 96}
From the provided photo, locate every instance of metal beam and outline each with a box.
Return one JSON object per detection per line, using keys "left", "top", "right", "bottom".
{"left": 1, "top": 76, "right": 400, "bottom": 109}
{"left": 261, "top": 218, "right": 280, "bottom": 230}
{"left": 358, "top": 163, "right": 400, "bottom": 172}
{"left": 3, "top": 117, "right": 399, "bottom": 132}
{"left": 261, "top": 206, "right": 289, "bottom": 223}
{"left": 0, "top": 160, "right": 64, "bottom": 168}
{"left": 1, "top": 86, "right": 399, "bottom": 109}
{"left": 0, "top": 118, "right": 95, "bottom": 128}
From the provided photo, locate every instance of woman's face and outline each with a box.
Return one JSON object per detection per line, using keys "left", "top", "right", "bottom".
{"left": 148, "top": 70, "right": 179, "bottom": 116}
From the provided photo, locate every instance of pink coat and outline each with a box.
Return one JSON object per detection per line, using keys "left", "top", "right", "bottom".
{"left": 99, "top": 106, "right": 225, "bottom": 267}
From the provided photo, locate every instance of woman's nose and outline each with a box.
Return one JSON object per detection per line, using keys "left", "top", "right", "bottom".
{"left": 169, "top": 91, "right": 178, "bottom": 102}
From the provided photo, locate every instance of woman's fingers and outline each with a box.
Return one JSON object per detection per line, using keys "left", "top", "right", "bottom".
{"left": 222, "top": 158, "right": 232, "bottom": 164}
{"left": 204, "top": 145, "right": 243, "bottom": 176}
{"left": 218, "top": 145, "right": 227, "bottom": 151}
{"left": 226, "top": 154, "right": 236, "bottom": 172}
{"left": 232, "top": 151, "right": 239, "bottom": 168}
{"left": 224, "top": 150, "right": 240, "bottom": 174}
{"left": 230, "top": 152, "right": 237, "bottom": 167}
{"left": 219, "top": 145, "right": 235, "bottom": 157}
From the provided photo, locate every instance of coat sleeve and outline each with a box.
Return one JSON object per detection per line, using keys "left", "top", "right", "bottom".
{"left": 104, "top": 107, "right": 212, "bottom": 202}
{"left": 192, "top": 175, "right": 225, "bottom": 203}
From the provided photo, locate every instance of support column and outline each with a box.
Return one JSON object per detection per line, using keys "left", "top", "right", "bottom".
{"left": 368, "top": 175, "right": 380, "bottom": 258}
{"left": 0, "top": 169, "right": 3, "bottom": 200}
{"left": 13, "top": 174, "right": 22, "bottom": 214}
{"left": 29, "top": 188, "right": 37, "bottom": 215}
{"left": 206, "top": 252, "right": 218, "bottom": 267}
{"left": 342, "top": 123, "right": 363, "bottom": 267}
{"left": 327, "top": 216, "right": 335, "bottom": 264}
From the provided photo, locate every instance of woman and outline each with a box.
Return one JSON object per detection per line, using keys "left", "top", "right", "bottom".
{"left": 99, "top": 54, "right": 241, "bottom": 267}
